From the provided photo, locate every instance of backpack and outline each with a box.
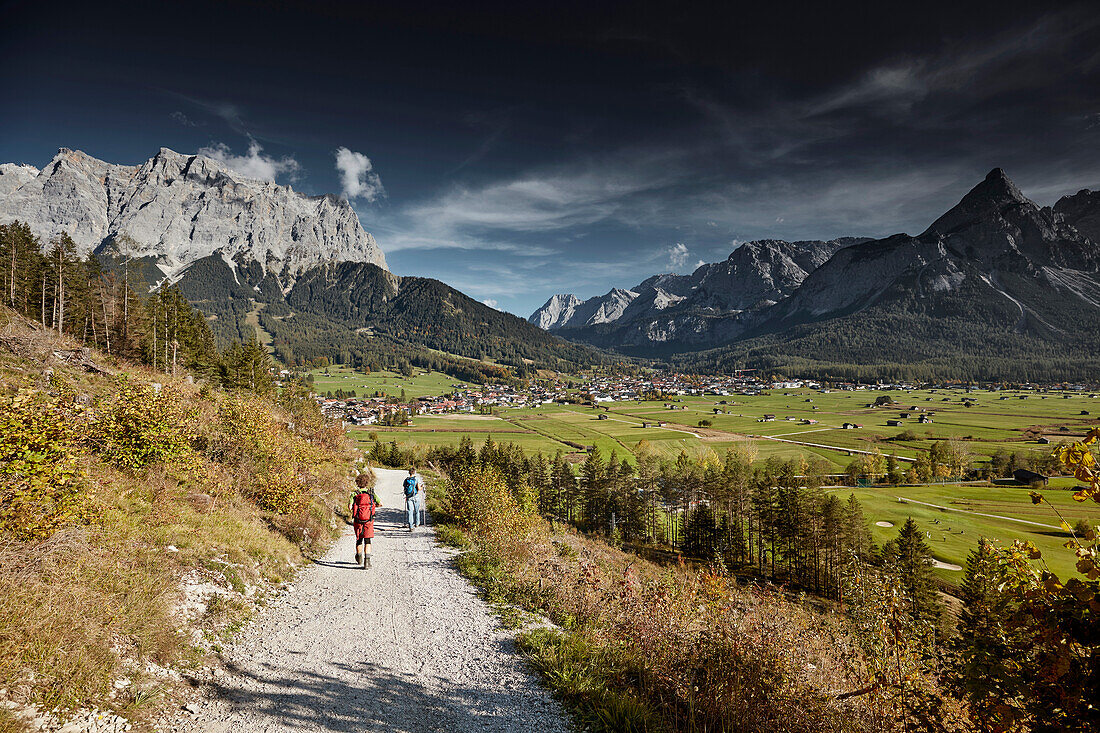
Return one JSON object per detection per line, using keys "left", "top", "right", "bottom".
{"left": 403, "top": 476, "right": 418, "bottom": 498}
{"left": 352, "top": 491, "right": 375, "bottom": 522}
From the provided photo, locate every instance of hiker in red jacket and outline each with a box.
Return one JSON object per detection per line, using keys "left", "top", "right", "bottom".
{"left": 349, "top": 473, "right": 380, "bottom": 569}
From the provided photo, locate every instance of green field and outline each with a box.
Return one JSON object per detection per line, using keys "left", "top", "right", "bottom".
{"left": 834, "top": 484, "right": 1100, "bottom": 581}
{"left": 333, "top": 370, "right": 1100, "bottom": 579}
{"left": 309, "top": 365, "right": 459, "bottom": 399}
{"left": 337, "top": 375, "right": 1100, "bottom": 470}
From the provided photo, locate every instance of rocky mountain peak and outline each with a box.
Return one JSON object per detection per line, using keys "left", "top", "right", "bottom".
{"left": 924, "top": 168, "right": 1030, "bottom": 237}
{"left": 1054, "top": 188, "right": 1100, "bottom": 244}
{"left": 0, "top": 147, "right": 388, "bottom": 285}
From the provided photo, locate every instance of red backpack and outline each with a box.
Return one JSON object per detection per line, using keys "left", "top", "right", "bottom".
{"left": 352, "top": 491, "right": 376, "bottom": 522}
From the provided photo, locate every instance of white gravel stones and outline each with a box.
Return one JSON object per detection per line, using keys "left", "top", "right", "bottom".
{"left": 170, "top": 468, "right": 571, "bottom": 733}
{"left": 0, "top": 700, "right": 132, "bottom": 733}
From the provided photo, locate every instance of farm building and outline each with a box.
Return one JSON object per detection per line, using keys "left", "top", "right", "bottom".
{"left": 887, "top": 419, "right": 902, "bottom": 427}
{"left": 1013, "top": 469, "right": 1048, "bottom": 486}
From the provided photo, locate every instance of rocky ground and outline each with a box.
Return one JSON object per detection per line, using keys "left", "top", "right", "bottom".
{"left": 167, "top": 468, "right": 570, "bottom": 733}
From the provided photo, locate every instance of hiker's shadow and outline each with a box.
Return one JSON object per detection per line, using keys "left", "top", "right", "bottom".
{"left": 209, "top": 641, "right": 558, "bottom": 733}
{"left": 312, "top": 559, "right": 360, "bottom": 570}
{"left": 373, "top": 504, "right": 412, "bottom": 533}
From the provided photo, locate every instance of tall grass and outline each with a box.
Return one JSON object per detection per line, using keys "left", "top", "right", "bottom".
{"left": 431, "top": 465, "right": 970, "bottom": 732}
{"left": 0, "top": 313, "right": 355, "bottom": 723}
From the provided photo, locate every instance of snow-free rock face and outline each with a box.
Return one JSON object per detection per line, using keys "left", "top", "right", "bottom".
{"left": 530, "top": 288, "right": 639, "bottom": 329}
{"left": 1054, "top": 188, "right": 1100, "bottom": 246}
{"left": 527, "top": 238, "right": 856, "bottom": 346}
{"left": 528, "top": 293, "right": 583, "bottom": 329}
{"left": 0, "top": 148, "right": 387, "bottom": 285}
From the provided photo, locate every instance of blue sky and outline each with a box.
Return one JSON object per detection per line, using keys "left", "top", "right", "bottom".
{"left": 3, "top": 1, "right": 1100, "bottom": 316}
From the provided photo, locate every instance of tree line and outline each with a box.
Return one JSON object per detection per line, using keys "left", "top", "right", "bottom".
{"left": 370, "top": 432, "right": 1098, "bottom": 728}
{"left": 0, "top": 221, "right": 276, "bottom": 393}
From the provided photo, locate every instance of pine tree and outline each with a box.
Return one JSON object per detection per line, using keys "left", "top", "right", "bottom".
{"left": 844, "top": 493, "right": 874, "bottom": 561}
{"left": 950, "top": 539, "right": 1022, "bottom": 729}
{"left": 881, "top": 517, "right": 942, "bottom": 627}
{"left": 581, "top": 447, "right": 608, "bottom": 532}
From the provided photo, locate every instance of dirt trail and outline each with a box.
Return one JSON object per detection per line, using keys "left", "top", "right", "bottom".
{"left": 176, "top": 468, "right": 569, "bottom": 733}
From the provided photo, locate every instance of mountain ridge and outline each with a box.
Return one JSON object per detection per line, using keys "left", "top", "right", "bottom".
{"left": 0, "top": 147, "right": 388, "bottom": 289}
{"left": 529, "top": 169, "right": 1100, "bottom": 379}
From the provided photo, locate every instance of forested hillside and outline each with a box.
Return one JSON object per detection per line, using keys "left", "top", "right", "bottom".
{"left": 675, "top": 273, "right": 1100, "bottom": 383}
{"left": 389, "top": 434, "right": 1100, "bottom": 732}
{"left": 277, "top": 263, "right": 612, "bottom": 373}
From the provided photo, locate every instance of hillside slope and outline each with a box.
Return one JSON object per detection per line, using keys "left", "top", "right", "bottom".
{"left": 0, "top": 307, "right": 355, "bottom": 731}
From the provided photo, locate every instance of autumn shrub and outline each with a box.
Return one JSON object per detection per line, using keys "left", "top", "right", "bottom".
{"left": 433, "top": 464, "right": 894, "bottom": 732}
{"left": 444, "top": 464, "right": 541, "bottom": 564}
{"left": 212, "top": 394, "right": 315, "bottom": 514}
{"left": 0, "top": 390, "right": 89, "bottom": 540}
{"left": 89, "top": 377, "right": 196, "bottom": 470}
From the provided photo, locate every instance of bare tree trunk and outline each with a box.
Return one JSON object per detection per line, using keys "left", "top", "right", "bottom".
{"left": 9, "top": 237, "right": 15, "bottom": 308}
{"left": 122, "top": 260, "right": 129, "bottom": 347}
{"left": 56, "top": 246, "right": 64, "bottom": 335}
{"left": 41, "top": 275, "right": 46, "bottom": 327}
{"left": 171, "top": 301, "right": 177, "bottom": 375}
{"left": 101, "top": 281, "right": 111, "bottom": 355}
{"left": 151, "top": 298, "right": 157, "bottom": 370}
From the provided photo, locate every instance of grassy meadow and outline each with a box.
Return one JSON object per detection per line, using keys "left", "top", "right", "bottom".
{"left": 349, "top": 376, "right": 1100, "bottom": 469}
{"left": 309, "top": 364, "right": 459, "bottom": 399}
{"left": 336, "top": 368, "right": 1100, "bottom": 578}
{"left": 836, "top": 482, "right": 1099, "bottom": 581}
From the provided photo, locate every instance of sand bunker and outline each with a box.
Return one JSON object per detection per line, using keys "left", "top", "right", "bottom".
{"left": 875, "top": 521, "right": 894, "bottom": 528}
{"left": 933, "top": 560, "right": 963, "bottom": 571}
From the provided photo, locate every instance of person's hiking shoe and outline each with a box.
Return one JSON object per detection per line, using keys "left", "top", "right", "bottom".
{"left": 355, "top": 551, "right": 361, "bottom": 565}
{"left": 364, "top": 556, "right": 371, "bottom": 569}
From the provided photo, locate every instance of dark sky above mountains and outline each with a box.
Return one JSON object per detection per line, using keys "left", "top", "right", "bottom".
{"left": 3, "top": 0, "right": 1100, "bottom": 315}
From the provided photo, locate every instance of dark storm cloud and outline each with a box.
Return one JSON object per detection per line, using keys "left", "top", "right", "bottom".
{"left": 2, "top": 0, "right": 1099, "bottom": 314}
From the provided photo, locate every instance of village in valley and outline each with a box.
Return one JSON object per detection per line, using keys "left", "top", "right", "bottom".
{"left": 308, "top": 365, "right": 1097, "bottom": 430}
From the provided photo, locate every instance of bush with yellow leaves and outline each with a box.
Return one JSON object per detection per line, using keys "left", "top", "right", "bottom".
{"left": 0, "top": 390, "right": 90, "bottom": 540}
{"left": 89, "top": 377, "right": 196, "bottom": 471}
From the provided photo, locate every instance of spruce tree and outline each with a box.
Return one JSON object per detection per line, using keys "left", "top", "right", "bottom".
{"left": 881, "top": 517, "right": 942, "bottom": 627}
{"left": 950, "top": 539, "right": 1021, "bottom": 729}
{"left": 844, "top": 493, "right": 873, "bottom": 561}
{"left": 581, "top": 447, "right": 607, "bottom": 532}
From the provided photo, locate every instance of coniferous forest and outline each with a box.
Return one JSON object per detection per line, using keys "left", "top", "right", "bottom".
{"left": 374, "top": 433, "right": 1100, "bottom": 731}
{"left": 0, "top": 221, "right": 275, "bottom": 392}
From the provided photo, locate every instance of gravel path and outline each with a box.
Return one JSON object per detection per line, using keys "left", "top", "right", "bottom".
{"left": 177, "top": 468, "right": 570, "bottom": 733}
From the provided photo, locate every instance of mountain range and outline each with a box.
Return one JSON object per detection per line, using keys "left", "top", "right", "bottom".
{"left": 5, "top": 147, "right": 1100, "bottom": 381}
{"left": 0, "top": 148, "right": 603, "bottom": 376}
{"left": 0, "top": 147, "right": 387, "bottom": 284}
{"left": 530, "top": 169, "right": 1100, "bottom": 381}
{"left": 529, "top": 237, "right": 865, "bottom": 345}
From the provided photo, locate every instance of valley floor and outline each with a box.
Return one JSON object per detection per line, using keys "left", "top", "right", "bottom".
{"left": 172, "top": 469, "right": 568, "bottom": 733}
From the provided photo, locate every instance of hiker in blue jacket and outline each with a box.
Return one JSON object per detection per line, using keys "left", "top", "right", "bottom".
{"left": 403, "top": 467, "right": 421, "bottom": 531}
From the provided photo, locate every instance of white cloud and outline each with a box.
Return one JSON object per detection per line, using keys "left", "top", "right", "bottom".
{"left": 198, "top": 139, "right": 299, "bottom": 182}
{"left": 481, "top": 298, "right": 499, "bottom": 309}
{"left": 334, "top": 147, "right": 385, "bottom": 202}
{"left": 668, "top": 242, "right": 689, "bottom": 269}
